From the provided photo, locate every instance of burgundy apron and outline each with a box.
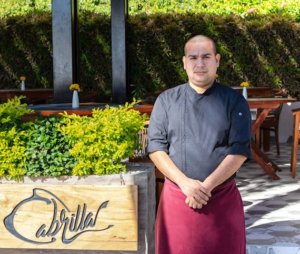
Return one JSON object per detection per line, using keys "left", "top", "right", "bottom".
{"left": 155, "top": 178, "right": 246, "bottom": 254}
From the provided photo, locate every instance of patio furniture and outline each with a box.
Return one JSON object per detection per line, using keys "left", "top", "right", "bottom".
{"left": 259, "top": 105, "right": 282, "bottom": 155}
{"left": 248, "top": 97, "right": 296, "bottom": 180}
{"left": 0, "top": 89, "right": 102, "bottom": 105}
{"left": 233, "top": 86, "right": 274, "bottom": 98}
{"left": 234, "top": 87, "right": 285, "bottom": 155}
{"left": 291, "top": 108, "right": 300, "bottom": 178}
{"left": 0, "top": 89, "right": 53, "bottom": 104}
{"left": 234, "top": 87, "right": 283, "bottom": 156}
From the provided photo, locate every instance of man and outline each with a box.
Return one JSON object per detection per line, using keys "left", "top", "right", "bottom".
{"left": 147, "top": 35, "right": 252, "bottom": 254}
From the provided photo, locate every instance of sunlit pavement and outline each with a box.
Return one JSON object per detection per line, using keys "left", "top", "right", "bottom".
{"left": 237, "top": 142, "right": 300, "bottom": 254}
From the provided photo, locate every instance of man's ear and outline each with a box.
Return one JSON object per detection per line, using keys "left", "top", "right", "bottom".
{"left": 182, "top": 56, "right": 186, "bottom": 70}
{"left": 216, "top": 54, "right": 221, "bottom": 67}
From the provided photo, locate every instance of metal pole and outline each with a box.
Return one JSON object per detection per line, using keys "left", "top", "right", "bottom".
{"left": 111, "top": 0, "right": 128, "bottom": 104}
{"left": 52, "top": 0, "right": 78, "bottom": 103}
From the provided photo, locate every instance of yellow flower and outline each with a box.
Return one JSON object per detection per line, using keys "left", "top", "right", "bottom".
{"left": 69, "top": 83, "right": 81, "bottom": 92}
{"left": 20, "top": 76, "right": 26, "bottom": 81}
{"left": 215, "top": 74, "right": 219, "bottom": 79}
{"left": 240, "top": 81, "right": 250, "bottom": 87}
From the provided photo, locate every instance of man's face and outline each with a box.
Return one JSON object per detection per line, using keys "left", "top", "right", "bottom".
{"left": 183, "top": 39, "right": 220, "bottom": 93}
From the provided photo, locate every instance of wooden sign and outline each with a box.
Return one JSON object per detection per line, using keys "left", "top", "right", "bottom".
{"left": 0, "top": 184, "right": 138, "bottom": 250}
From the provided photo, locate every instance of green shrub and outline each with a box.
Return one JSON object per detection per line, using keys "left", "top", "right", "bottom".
{"left": 25, "top": 116, "right": 75, "bottom": 177}
{"left": 0, "top": 98, "right": 148, "bottom": 179}
{"left": 59, "top": 100, "right": 148, "bottom": 176}
{"left": 0, "top": 97, "right": 33, "bottom": 179}
{"left": 0, "top": 96, "right": 33, "bottom": 130}
{"left": 0, "top": 127, "right": 28, "bottom": 179}
{"left": 0, "top": 0, "right": 299, "bottom": 20}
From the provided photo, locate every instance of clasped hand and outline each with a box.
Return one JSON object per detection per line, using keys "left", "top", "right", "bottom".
{"left": 179, "top": 178, "right": 211, "bottom": 209}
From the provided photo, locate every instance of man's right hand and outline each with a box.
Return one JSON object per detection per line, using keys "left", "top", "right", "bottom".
{"left": 178, "top": 177, "right": 211, "bottom": 209}
{"left": 149, "top": 151, "right": 211, "bottom": 209}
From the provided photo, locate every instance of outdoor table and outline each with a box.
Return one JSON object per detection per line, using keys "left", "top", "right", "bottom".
{"left": 248, "top": 97, "right": 297, "bottom": 180}
{"left": 233, "top": 87, "right": 276, "bottom": 98}
{"left": 0, "top": 89, "right": 53, "bottom": 104}
{"left": 28, "top": 102, "right": 108, "bottom": 116}
{"left": 27, "top": 103, "right": 152, "bottom": 116}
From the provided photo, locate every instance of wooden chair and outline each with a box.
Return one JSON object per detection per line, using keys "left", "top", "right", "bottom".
{"left": 291, "top": 108, "right": 300, "bottom": 178}
{"left": 130, "top": 122, "right": 165, "bottom": 211}
{"left": 252, "top": 88, "right": 285, "bottom": 155}
{"left": 259, "top": 105, "right": 282, "bottom": 156}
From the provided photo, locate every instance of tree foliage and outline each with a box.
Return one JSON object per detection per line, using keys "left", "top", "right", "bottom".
{"left": 0, "top": 0, "right": 299, "bottom": 20}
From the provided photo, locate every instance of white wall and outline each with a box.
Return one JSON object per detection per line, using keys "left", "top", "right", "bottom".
{"left": 279, "top": 101, "right": 300, "bottom": 143}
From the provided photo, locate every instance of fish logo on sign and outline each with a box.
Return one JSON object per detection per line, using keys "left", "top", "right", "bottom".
{"left": 4, "top": 188, "right": 114, "bottom": 244}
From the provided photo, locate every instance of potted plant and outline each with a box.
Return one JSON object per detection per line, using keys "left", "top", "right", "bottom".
{"left": 0, "top": 97, "right": 155, "bottom": 254}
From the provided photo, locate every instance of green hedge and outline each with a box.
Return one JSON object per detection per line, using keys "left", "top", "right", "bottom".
{"left": 0, "top": 13, "right": 299, "bottom": 100}
{"left": 1, "top": 0, "right": 299, "bottom": 20}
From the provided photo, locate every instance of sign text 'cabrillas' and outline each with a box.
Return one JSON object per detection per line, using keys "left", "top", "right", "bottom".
{"left": 0, "top": 184, "right": 138, "bottom": 251}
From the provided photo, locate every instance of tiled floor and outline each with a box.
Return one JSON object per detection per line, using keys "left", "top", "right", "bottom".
{"left": 236, "top": 142, "right": 300, "bottom": 254}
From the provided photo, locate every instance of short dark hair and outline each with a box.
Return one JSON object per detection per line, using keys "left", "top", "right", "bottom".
{"left": 184, "top": 35, "right": 217, "bottom": 55}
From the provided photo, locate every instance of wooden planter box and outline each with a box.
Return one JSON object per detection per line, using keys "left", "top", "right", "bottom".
{"left": 0, "top": 164, "right": 155, "bottom": 254}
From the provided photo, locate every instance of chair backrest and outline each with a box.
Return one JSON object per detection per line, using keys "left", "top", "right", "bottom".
{"left": 130, "top": 122, "right": 149, "bottom": 162}
{"left": 258, "top": 104, "right": 283, "bottom": 126}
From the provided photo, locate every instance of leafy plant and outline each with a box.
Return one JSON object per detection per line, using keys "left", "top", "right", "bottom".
{"left": 25, "top": 116, "right": 75, "bottom": 177}
{"left": 0, "top": 96, "right": 33, "bottom": 130}
{"left": 0, "top": 97, "right": 148, "bottom": 179}
{"left": 59, "top": 100, "right": 148, "bottom": 176}
{"left": 0, "top": 127, "right": 28, "bottom": 179}
{"left": 0, "top": 97, "right": 33, "bottom": 179}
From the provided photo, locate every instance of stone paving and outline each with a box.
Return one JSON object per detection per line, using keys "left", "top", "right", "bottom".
{"left": 236, "top": 142, "right": 300, "bottom": 254}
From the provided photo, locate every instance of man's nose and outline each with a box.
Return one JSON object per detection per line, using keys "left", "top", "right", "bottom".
{"left": 195, "top": 58, "right": 205, "bottom": 66}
